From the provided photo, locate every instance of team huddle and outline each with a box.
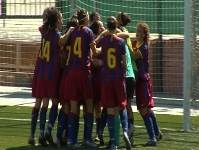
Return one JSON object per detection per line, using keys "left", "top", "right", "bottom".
{"left": 28, "top": 6, "right": 163, "bottom": 150}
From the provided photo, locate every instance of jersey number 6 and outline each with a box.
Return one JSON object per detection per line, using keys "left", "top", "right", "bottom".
{"left": 107, "top": 48, "right": 116, "bottom": 68}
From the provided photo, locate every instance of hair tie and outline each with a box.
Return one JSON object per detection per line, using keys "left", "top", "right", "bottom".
{"left": 78, "top": 11, "right": 89, "bottom": 21}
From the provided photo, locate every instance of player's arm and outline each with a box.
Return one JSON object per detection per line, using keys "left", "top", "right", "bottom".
{"left": 90, "top": 43, "right": 102, "bottom": 56}
{"left": 130, "top": 50, "right": 142, "bottom": 60}
{"left": 116, "top": 32, "right": 129, "bottom": 39}
{"left": 116, "top": 28, "right": 129, "bottom": 39}
{"left": 122, "top": 54, "right": 127, "bottom": 75}
{"left": 59, "top": 27, "right": 74, "bottom": 45}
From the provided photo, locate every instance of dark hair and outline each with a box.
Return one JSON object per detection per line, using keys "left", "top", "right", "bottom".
{"left": 89, "top": 11, "right": 100, "bottom": 22}
{"left": 77, "top": 9, "right": 88, "bottom": 25}
{"left": 71, "top": 11, "right": 78, "bottom": 19}
{"left": 90, "top": 21, "right": 100, "bottom": 35}
{"left": 42, "top": 6, "right": 61, "bottom": 29}
{"left": 64, "top": 18, "right": 78, "bottom": 34}
{"left": 117, "top": 12, "right": 131, "bottom": 26}
{"left": 107, "top": 16, "right": 117, "bottom": 31}
{"left": 137, "top": 21, "right": 150, "bottom": 46}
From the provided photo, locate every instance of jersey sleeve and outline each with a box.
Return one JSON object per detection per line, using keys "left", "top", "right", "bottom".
{"left": 89, "top": 29, "right": 95, "bottom": 44}
{"left": 121, "top": 39, "right": 126, "bottom": 55}
{"left": 139, "top": 45, "right": 148, "bottom": 58}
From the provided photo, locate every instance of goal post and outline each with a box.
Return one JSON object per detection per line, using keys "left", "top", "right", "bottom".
{"left": 183, "top": 0, "right": 191, "bottom": 132}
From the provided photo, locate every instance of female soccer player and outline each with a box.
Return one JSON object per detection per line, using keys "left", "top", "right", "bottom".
{"left": 117, "top": 11, "right": 136, "bottom": 146}
{"left": 28, "top": 6, "right": 72, "bottom": 147}
{"left": 61, "top": 8, "right": 98, "bottom": 149}
{"left": 53, "top": 17, "right": 78, "bottom": 147}
{"left": 131, "top": 21, "right": 162, "bottom": 146}
{"left": 90, "top": 16, "right": 132, "bottom": 150}
{"left": 89, "top": 11, "right": 101, "bottom": 25}
{"left": 90, "top": 20, "right": 105, "bottom": 144}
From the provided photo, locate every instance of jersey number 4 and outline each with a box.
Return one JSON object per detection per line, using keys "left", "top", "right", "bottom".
{"left": 107, "top": 48, "right": 116, "bottom": 68}
{"left": 39, "top": 38, "right": 50, "bottom": 62}
{"left": 74, "top": 37, "right": 82, "bottom": 58}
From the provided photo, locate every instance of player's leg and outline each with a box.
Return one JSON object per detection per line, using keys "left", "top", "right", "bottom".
{"left": 82, "top": 104, "right": 87, "bottom": 145}
{"left": 116, "top": 79, "right": 131, "bottom": 150}
{"left": 84, "top": 98, "right": 98, "bottom": 148}
{"left": 136, "top": 80, "right": 157, "bottom": 146}
{"left": 28, "top": 98, "right": 42, "bottom": 145}
{"left": 81, "top": 70, "right": 98, "bottom": 148}
{"left": 45, "top": 97, "right": 59, "bottom": 145}
{"left": 94, "top": 102, "right": 102, "bottom": 142}
{"left": 114, "top": 107, "right": 121, "bottom": 148}
{"left": 147, "top": 81, "right": 162, "bottom": 142}
{"left": 107, "top": 108, "right": 117, "bottom": 150}
{"left": 67, "top": 100, "right": 79, "bottom": 147}
{"left": 54, "top": 102, "right": 69, "bottom": 147}
{"left": 38, "top": 98, "right": 49, "bottom": 147}
{"left": 125, "top": 77, "right": 136, "bottom": 146}
{"left": 98, "top": 107, "right": 107, "bottom": 146}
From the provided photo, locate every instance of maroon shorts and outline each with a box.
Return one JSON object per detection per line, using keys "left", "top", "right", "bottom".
{"left": 64, "top": 69, "right": 93, "bottom": 101}
{"left": 92, "top": 77, "right": 102, "bottom": 103}
{"left": 136, "top": 79, "right": 154, "bottom": 110}
{"left": 59, "top": 76, "right": 69, "bottom": 105}
{"left": 101, "top": 79, "right": 127, "bottom": 108}
{"left": 34, "top": 78, "right": 59, "bottom": 98}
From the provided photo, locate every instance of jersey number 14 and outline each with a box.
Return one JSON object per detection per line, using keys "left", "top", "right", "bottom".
{"left": 39, "top": 38, "right": 50, "bottom": 62}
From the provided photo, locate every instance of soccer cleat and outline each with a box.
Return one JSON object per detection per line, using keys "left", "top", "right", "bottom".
{"left": 98, "top": 134, "right": 105, "bottom": 146}
{"left": 38, "top": 137, "right": 48, "bottom": 147}
{"left": 156, "top": 132, "right": 163, "bottom": 142}
{"left": 53, "top": 137, "right": 61, "bottom": 147}
{"left": 144, "top": 139, "right": 157, "bottom": 146}
{"left": 67, "top": 139, "right": 80, "bottom": 149}
{"left": 81, "top": 139, "right": 86, "bottom": 146}
{"left": 111, "top": 143, "right": 118, "bottom": 150}
{"left": 28, "top": 137, "right": 35, "bottom": 146}
{"left": 85, "top": 139, "right": 98, "bottom": 148}
{"left": 45, "top": 132, "right": 54, "bottom": 145}
{"left": 123, "top": 132, "right": 132, "bottom": 150}
{"left": 94, "top": 135, "right": 100, "bottom": 142}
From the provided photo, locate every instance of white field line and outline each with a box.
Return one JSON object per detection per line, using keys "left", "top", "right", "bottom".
{"left": 0, "top": 117, "right": 179, "bottom": 132}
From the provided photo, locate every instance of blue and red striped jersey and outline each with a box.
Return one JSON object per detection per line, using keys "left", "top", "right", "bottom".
{"left": 62, "top": 42, "right": 71, "bottom": 76}
{"left": 34, "top": 25, "right": 61, "bottom": 81}
{"left": 98, "top": 34, "right": 126, "bottom": 83}
{"left": 133, "top": 41, "right": 150, "bottom": 80}
{"left": 68, "top": 26, "right": 94, "bottom": 70}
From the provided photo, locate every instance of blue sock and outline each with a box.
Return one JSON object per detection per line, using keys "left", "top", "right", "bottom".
{"left": 39, "top": 107, "right": 47, "bottom": 138}
{"left": 143, "top": 114, "right": 155, "bottom": 140}
{"left": 56, "top": 112, "right": 67, "bottom": 140}
{"left": 96, "top": 118, "right": 101, "bottom": 135}
{"left": 85, "top": 113, "right": 94, "bottom": 141}
{"left": 107, "top": 114, "right": 115, "bottom": 145}
{"left": 30, "top": 107, "right": 39, "bottom": 138}
{"left": 119, "top": 109, "right": 128, "bottom": 132}
{"left": 149, "top": 111, "right": 160, "bottom": 136}
{"left": 128, "top": 118, "right": 134, "bottom": 129}
{"left": 74, "top": 116, "right": 79, "bottom": 143}
{"left": 58, "top": 109, "right": 63, "bottom": 121}
{"left": 83, "top": 114, "right": 86, "bottom": 140}
{"left": 99, "top": 108, "right": 107, "bottom": 135}
{"left": 47, "top": 104, "right": 58, "bottom": 134}
{"left": 68, "top": 112, "right": 78, "bottom": 143}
